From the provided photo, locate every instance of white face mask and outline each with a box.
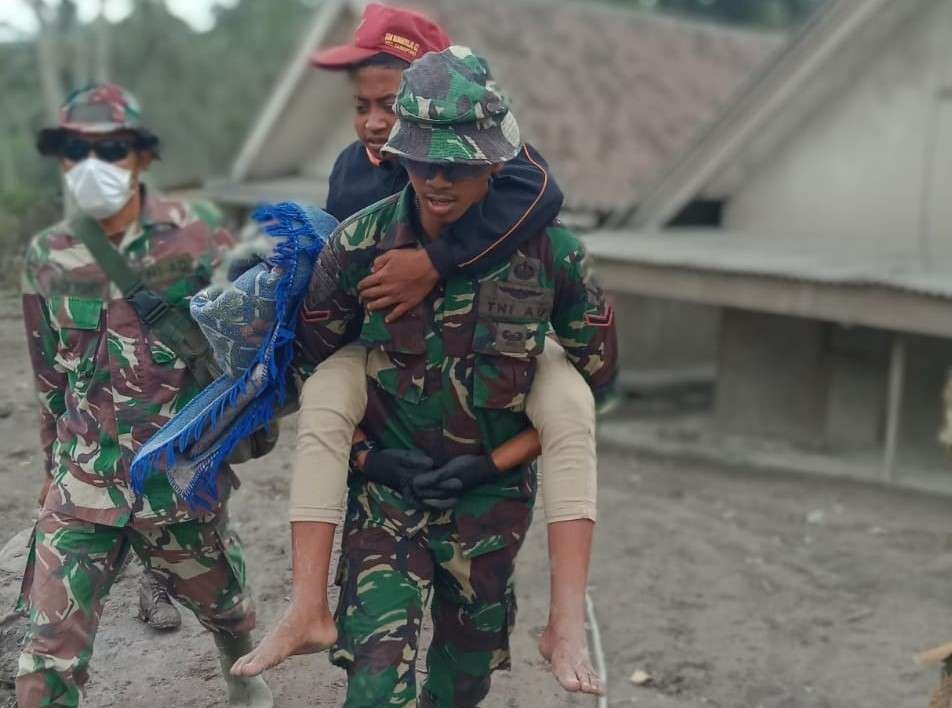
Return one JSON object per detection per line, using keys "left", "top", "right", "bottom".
{"left": 65, "top": 157, "right": 134, "bottom": 219}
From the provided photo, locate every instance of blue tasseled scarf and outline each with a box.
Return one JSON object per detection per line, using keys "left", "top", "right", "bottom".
{"left": 130, "top": 202, "right": 337, "bottom": 507}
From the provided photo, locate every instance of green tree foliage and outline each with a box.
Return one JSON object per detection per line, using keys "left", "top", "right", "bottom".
{"left": 0, "top": 0, "right": 315, "bottom": 281}
{"left": 103, "top": 0, "right": 316, "bottom": 185}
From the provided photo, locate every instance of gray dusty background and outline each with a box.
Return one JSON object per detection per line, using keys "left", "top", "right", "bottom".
{"left": 0, "top": 291, "right": 949, "bottom": 708}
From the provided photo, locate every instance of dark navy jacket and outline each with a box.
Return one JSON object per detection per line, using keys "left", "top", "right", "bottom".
{"left": 325, "top": 141, "right": 563, "bottom": 277}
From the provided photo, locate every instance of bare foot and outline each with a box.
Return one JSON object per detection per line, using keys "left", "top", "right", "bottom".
{"left": 539, "top": 622, "right": 605, "bottom": 696}
{"left": 230, "top": 603, "right": 337, "bottom": 677}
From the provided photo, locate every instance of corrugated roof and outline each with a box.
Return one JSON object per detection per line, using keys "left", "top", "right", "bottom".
{"left": 228, "top": 0, "right": 784, "bottom": 213}
{"left": 414, "top": 0, "right": 784, "bottom": 211}
{"left": 584, "top": 230, "right": 952, "bottom": 298}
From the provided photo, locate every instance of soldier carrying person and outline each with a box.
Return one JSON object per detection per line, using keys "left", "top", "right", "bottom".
{"left": 228, "top": 4, "right": 613, "bottom": 700}
{"left": 232, "top": 45, "right": 618, "bottom": 706}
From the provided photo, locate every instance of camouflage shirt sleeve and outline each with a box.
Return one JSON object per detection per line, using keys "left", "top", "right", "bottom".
{"left": 293, "top": 217, "right": 376, "bottom": 379}
{"left": 21, "top": 243, "right": 67, "bottom": 477}
{"left": 548, "top": 227, "right": 619, "bottom": 408}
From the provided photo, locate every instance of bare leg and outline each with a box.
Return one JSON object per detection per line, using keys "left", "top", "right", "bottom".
{"left": 231, "top": 521, "right": 338, "bottom": 677}
{"left": 538, "top": 518, "right": 604, "bottom": 696}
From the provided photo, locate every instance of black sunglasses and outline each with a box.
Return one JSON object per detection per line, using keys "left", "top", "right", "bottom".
{"left": 60, "top": 137, "right": 135, "bottom": 163}
{"left": 400, "top": 158, "right": 492, "bottom": 183}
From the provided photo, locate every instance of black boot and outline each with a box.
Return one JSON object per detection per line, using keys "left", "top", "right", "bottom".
{"left": 137, "top": 571, "right": 181, "bottom": 631}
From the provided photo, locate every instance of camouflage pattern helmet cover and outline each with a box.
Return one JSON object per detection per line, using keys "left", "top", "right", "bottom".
{"left": 382, "top": 45, "right": 522, "bottom": 165}
{"left": 37, "top": 83, "right": 157, "bottom": 156}
{"left": 57, "top": 83, "right": 145, "bottom": 133}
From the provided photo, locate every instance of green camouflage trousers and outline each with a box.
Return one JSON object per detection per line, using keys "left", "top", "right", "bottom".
{"left": 15, "top": 509, "right": 255, "bottom": 708}
{"left": 330, "top": 478, "right": 534, "bottom": 708}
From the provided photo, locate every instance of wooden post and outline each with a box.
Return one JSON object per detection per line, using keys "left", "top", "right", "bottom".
{"left": 883, "top": 334, "right": 906, "bottom": 482}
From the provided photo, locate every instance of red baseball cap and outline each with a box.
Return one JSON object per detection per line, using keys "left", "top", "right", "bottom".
{"left": 311, "top": 3, "right": 451, "bottom": 69}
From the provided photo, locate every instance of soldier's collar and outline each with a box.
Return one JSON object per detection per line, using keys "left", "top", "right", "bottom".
{"left": 140, "top": 186, "right": 188, "bottom": 230}
{"left": 378, "top": 186, "right": 426, "bottom": 252}
{"left": 115, "top": 186, "right": 184, "bottom": 252}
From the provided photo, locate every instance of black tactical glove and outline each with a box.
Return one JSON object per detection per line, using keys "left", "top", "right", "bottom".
{"left": 361, "top": 449, "right": 434, "bottom": 502}
{"left": 410, "top": 454, "right": 499, "bottom": 509}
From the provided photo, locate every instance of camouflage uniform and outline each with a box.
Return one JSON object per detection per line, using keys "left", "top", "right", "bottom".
{"left": 293, "top": 45, "right": 617, "bottom": 708}
{"left": 18, "top": 188, "right": 255, "bottom": 706}
{"left": 295, "top": 186, "right": 616, "bottom": 707}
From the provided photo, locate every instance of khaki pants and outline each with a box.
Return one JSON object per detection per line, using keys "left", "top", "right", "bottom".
{"left": 289, "top": 341, "right": 597, "bottom": 524}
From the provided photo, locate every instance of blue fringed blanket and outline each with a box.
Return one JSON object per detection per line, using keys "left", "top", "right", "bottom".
{"left": 130, "top": 202, "right": 339, "bottom": 506}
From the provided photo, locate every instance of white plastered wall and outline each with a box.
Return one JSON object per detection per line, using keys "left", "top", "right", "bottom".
{"left": 724, "top": 0, "right": 952, "bottom": 260}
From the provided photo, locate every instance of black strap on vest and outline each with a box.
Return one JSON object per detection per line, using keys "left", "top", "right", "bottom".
{"left": 71, "top": 215, "right": 220, "bottom": 387}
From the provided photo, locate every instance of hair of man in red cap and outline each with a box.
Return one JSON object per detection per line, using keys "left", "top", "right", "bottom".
{"left": 310, "top": 3, "right": 450, "bottom": 163}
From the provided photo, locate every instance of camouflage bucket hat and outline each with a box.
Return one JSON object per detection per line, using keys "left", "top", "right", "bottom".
{"left": 382, "top": 45, "right": 522, "bottom": 164}
{"left": 58, "top": 83, "right": 145, "bottom": 132}
{"left": 37, "top": 83, "right": 155, "bottom": 155}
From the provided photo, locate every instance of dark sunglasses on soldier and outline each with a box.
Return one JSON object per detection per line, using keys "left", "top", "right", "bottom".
{"left": 399, "top": 157, "right": 493, "bottom": 183}
{"left": 60, "top": 137, "right": 135, "bottom": 163}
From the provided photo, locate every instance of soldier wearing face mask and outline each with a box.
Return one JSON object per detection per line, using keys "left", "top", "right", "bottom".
{"left": 18, "top": 84, "right": 272, "bottom": 708}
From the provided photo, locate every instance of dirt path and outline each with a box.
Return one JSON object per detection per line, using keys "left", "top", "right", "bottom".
{"left": 1, "top": 293, "right": 950, "bottom": 707}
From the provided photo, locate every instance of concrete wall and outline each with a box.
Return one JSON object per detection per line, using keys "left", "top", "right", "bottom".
{"left": 823, "top": 326, "right": 890, "bottom": 451}
{"left": 714, "top": 310, "right": 830, "bottom": 447}
{"left": 714, "top": 308, "right": 952, "bottom": 473}
{"left": 611, "top": 293, "right": 720, "bottom": 386}
{"left": 896, "top": 335, "right": 952, "bottom": 470}
{"left": 300, "top": 118, "right": 358, "bottom": 181}
{"left": 724, "top": 0, "right": 952, "bottom": 258}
